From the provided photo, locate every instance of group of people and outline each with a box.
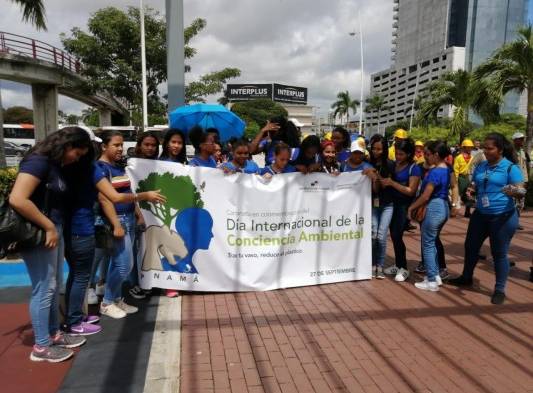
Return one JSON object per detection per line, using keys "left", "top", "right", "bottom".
{"left": 5, "top": 115, "right": 528, "bottom": 364}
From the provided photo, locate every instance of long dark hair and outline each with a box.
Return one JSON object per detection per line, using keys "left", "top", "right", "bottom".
{"left": 369, "top": 134, "right": 391, "bottom": 177}
{"left": 135, "top": 132, "right": 159, "bottom": 159}
{"left": 294, "top": 135, "right": 320, "bottom": 164}
{"left": 395, "top": 138, "right": 416, "bottom": 163}
{"left": 270, "top": 116, "right": 301, "bottom": 148}
{"left": 25, "top": 126, "right": 93, "bottom": 166}
{"left": 425, "top": 140, "right": 451, "bottom": 160}
{"left": 160, "top": 129, "right": 187, "bottom": 163}
{"left": 484, "top": 132, "right": 517, "bottom": 163}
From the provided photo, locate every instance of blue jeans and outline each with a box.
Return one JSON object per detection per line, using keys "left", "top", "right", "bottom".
{"left": 65, "top": 234, "right": 95, "bottom": 326}
{"left": 103, "top": 213, "right": 135, "bottom": 304}
{"left": 421, "top": 198, "right": 449, "bottom": 282}
{"left": 127, "top": 225, "right": 144, "bottom": 287}
{"left": 462, "top": 209, "right": 518, "bottom": 292}
{"left": 21, "top": 224, "right": 64, "bottom": 346}
{"left": 390, "top": 204, "right": 409, "bottom": 269}
{"left": 372, "top": 204, "right": 394, "bottom": 267}
{"left": 90, "top": 248, "right": 110, "bottom": 287}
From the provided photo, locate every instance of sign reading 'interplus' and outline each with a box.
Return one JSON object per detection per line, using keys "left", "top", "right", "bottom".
{"left": 226, "top": 83, "right": 308, "bottom": 104}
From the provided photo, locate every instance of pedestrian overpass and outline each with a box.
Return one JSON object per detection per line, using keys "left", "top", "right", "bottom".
{"left": 0, "top": 31, "right": 127, "bottom": 140}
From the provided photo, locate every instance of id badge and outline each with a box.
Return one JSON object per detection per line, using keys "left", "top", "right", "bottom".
{"left": 481, "top": 195, "right": 490, "bottom": 208}
{"left": 373, "top": 198, "right": 380, "bottom": 208}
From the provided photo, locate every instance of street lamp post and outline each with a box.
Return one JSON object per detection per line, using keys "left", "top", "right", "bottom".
{"left": 140, "top": 0, "right": 148, "bottom": 130}
{"left": 166, "top": 0, "right": 185, "bottom": 112}
{"left": 349, "top": 11, "right": 365, "bottom": 136}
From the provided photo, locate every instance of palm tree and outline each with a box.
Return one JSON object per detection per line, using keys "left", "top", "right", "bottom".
{"left": 418, "top": 70, "right": 500, "bottom": 142}
{"left": 365, "top": 95, "right": 391, "bottom": 134}
{"left": 331, "top": 91, "right": 359, "bottom": 126}
{"left": 475, "top": 25, "right": 533, "bottom": 153}
{"left": 10, "top": 0, "right": 46, "bottom": 30}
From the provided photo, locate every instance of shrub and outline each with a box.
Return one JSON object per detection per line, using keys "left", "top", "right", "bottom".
{"left": 0, "top": 167, "right": 17, "bottom": 198}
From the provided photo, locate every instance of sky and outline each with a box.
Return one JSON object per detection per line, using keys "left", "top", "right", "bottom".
{"left": 0, "top": 0, "right": 396, "bottom": 119}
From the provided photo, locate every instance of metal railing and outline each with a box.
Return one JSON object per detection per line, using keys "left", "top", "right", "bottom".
{"left": 0, "top": 31, "right": 80, "bottom": 73}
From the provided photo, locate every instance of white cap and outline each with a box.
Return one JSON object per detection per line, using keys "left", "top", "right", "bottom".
{"left": 512, "top": 132, "right": 525, "bottom": 140}
{"left": 350, "top": 140, "right": 365, "bottom": 153}
{"left": 79, "top": 125, "right": 102, "bottom": 143}
{"left": 288, "top": 118, "right": 304, "bottom": 127}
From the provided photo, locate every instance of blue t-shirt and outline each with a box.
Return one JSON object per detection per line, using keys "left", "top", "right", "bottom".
{"left": 95, "top": 161, "right": 134, "bottom": 215}
{"left": 391, "top": 163, "right": 422, "bottom": 205}
{"left": 473, "top": 158, "right": 524, "bottom": 214}
{"left": 259, "top": 165, "right": 297, "bottom": 176}
{"left": 220, "top": 160, "right": 259, "bottom": 174}
{"left": 421, "top": 167, "right": 450, "bottom": 200}
{"left": 337, "top": 150, "right": 351, "bottom": 163}
{"left": 189, "top": 156, "right": 217, "bottom": 168}
{"left": 259, "top": 140, "right": 299, "bottom": 165}
{"left": 18, "top": 154, "right": 67, "bottom": 225}
{"left": 69, "top": 163, "right": 107, "bottom": 236}
{"left": 340, "top": 161, "right": 373, "bottom": 172}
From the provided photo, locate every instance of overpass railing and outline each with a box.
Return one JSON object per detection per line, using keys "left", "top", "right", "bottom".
{"left": 0, "top": 31, "right": 80, "bottom": 73}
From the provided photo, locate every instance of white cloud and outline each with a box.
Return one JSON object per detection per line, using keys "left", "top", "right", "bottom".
{"left": 1, "top": 0, "right": 393, "bottom": 117}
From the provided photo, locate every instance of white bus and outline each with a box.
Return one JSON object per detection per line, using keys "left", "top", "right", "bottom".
{"left": 3, "top": 123, "right": 35, "bottom": 148}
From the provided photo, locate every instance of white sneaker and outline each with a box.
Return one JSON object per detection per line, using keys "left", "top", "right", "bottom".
{"left": 100, "top": 303, "right": 126, "bottom": 319}
{"left": 414, "top": 280, "right": 439, "bottom": 292}
{"left": 394, "top": 268, "right": 410, "bottom": 282}
{"left": 87, "top": 288, "right": 98, "bottom": 305}
{"left": 116, "top": 299, "right": 138, "bottom": 314}
{"left": 384, "top": 265, "right": 399, "bottom": 275}
{"left": 423, "top": 275, "right": 443, "bottom": 286}
{"left": 95, "top": 283, "right": 105, "bottom": 296}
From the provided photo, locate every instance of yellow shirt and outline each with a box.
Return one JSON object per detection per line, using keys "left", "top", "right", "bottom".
{"left": 453, "top": 153, "right": 472, "bottom": 178}
{"left": 388, "top": 145, "right": 396, "bottom": 161}
{"left": 414, "top": 153, "right": 425, "bottom": 165}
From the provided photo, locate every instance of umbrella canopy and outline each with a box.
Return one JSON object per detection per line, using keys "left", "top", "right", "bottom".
{"left": 168, "top": 104, "right": 246, "bottom": 143}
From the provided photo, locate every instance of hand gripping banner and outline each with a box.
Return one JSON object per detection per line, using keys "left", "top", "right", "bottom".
{"left": 127, "top": 158, "right": 372, "bottom": 292}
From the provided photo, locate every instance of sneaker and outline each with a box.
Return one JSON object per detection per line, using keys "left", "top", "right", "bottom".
{"left": 414, "top": 280, "right": 439, "bottom": 292}
{"left": 394, "top": 268, "right": 410, "bottom": 282}
{"left": 422, "top": 275, "right": 443, "bottom": 286}
{"left": 30, "top": 345, "right": 74, "bottom": 363}
{"left": 166, "top": 289, "right": 179, "bottom": 298}
{"left": 100, "top": 302, "right": 127, "bottom": 319}
{"left": 83, "top": 315, "right": 100, "bottom": 324}
{"left": 372, "top": 266, "right": 377, "bottom": 278}
{"left": 95, "top": 283, "right": 105, "bottom": 296}
{"left": 414, "top": 262, "right": 426, "bottom": 274}
{"left": 375, "top": 266, "right": 385, "bottom": 280}
{"left": 439, "top": 268, "right": 450, "bottom": 280}
{"left": 69, "top": 322, "right": 102, "bottom": 336}
{"left": 116, "top": 299, "right": 138, "bottom": 314}
{"left": 129, "top": 285, "right": 146, "bottom": 299}
{"left": 51, "top": 333, "right": 87, "bottom": 348}
{"left": 491, "top": 291, "right": 505, "bottom": 305}
{"left": 447, "top": 275, "right": 473, "bottom": 287}
{"left": 384, "top": 265, "right": 399, "bottom": 275}
{"left": 87, "top": 288, "right": 99, "bottom": 305}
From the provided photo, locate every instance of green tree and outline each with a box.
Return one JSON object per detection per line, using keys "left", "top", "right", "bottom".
{"left": 61, "top": 7, "right": 240, "bottom": 124}
{"left": 475, "top": 25, "right": 533, "bottom": 153}
{"left": 331, "top": 91, "right": 359, "bottom": 126}
{"left": 417, "top": 70, "right": 501, "bottom": 142}
{"left": 81, "top": 107, "right": 99, "bottom": 127}
{"left": 4, "top": 106, "right": 33, "bottom": 123}
{"left": 230, "top": 99, "right": 288, "bottom": 139}
{"left": 365, "top": 95, "right": 391, "bottom": 134}
{"left": 11, "top": 0, "right": 46, "bottom": 30}
{"left": 136, "top": 172, "right": 203, "bottom": 227}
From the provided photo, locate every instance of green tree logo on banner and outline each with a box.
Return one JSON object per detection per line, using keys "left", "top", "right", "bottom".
{"left": 136, "top": 172, "right": 204, "bottom": 227}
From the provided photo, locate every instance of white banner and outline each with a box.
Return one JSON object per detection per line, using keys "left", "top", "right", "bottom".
{"left": 127, "top": 158, "right": 372, "bottom": 292}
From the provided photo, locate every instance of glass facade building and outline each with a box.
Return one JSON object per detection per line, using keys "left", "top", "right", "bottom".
{"left": 465, "top": 0, "right": 528, "bottom": 113}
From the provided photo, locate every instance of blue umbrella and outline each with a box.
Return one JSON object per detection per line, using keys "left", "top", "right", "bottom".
{"left": 168, "top": 103, "right": 246, "bottom": 142}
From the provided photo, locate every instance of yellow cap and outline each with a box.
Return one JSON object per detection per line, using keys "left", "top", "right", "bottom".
{"left": 394, "top": 129, "right": 408, "bottom": 139}
{"left": 461, "top": 139, "right": 474, "bottom": 148}
{"left": 324, "top": 131, "right": 332, "bottom": 141}
{"left": 415, "top": 140, "right": 424, "bottom": 147}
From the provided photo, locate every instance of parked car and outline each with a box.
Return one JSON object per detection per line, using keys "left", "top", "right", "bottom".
{"left": 3, "top": 141, "right": 27, "bottom": 157}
